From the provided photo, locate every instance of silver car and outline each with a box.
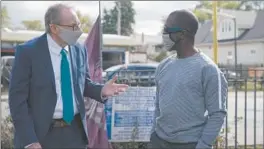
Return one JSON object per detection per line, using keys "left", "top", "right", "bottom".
{"left": 1, "top": 56, "right": 15, "bottom": 91}
{"left": 103, "top": 63, "right": 158, "bottom": 86}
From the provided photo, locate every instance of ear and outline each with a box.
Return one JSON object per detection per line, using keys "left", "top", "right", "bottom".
{"left": 179, "top": 32, "right": 185, "bottom": 40}
{"left": 50, "top": 24, "right": 59, "bottom": 34}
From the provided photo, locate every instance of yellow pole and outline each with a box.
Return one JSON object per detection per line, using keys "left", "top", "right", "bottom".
{"left": 212, "top": 1, "right": 218, "bottom": 64}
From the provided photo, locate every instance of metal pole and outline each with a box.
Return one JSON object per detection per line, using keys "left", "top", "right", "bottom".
{"left": 244, "top": 78, "right": 248, "bottom": 149}
{"left": 116, "top": 1, "right": 121, "bottom": 35}
{"left": 254, "top": 70, "right": 257, "bottom": 149}
{"left": 234, "top": 18, "right": 237, "bottom": 71}
{"left": 99, "top": 0, "right": 103, "bottom": 75}
{"left": 234, "top": 17, "right": 238, "bottom": 149}
{"left": 212, "top": 1, "right": 218, "bottom": 64}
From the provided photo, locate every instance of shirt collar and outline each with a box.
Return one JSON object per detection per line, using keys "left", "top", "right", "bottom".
{"left": 47, "top": 33, "right": 69, "bottom": 55}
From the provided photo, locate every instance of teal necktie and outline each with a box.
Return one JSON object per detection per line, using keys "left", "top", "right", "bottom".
{"left": 60, "top": 49, "right": 74, "bottom": 124}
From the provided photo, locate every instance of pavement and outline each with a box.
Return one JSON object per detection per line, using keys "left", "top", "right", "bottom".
{"left": 1, "top": 91, "right": 264, "bottom": 146}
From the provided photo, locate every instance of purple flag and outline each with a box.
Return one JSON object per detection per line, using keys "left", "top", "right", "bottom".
{"left": 84, "top": 16, "right": 112, "bottom": 149}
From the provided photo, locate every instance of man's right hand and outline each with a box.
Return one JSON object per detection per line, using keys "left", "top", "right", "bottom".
{"left": 25, "top": 143, "right": 42, "bottom": 149}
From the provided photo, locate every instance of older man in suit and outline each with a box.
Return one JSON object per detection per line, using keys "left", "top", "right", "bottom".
{"left": 9, "top": 3, "right": 128, "bottom": 149}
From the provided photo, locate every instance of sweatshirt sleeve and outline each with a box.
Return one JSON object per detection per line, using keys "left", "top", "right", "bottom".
{"left": 196, "top": 65, "right": 228, "bottom": 149}
{"left": 150, "top": 80, "right": 160, "bottom": 134}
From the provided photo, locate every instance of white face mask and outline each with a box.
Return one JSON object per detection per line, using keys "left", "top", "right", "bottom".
{"left": 162, "top": 34, "right": 174, "bottom": 51}
{"left": 58, "top": 27, "right": 83, "bottom": 45}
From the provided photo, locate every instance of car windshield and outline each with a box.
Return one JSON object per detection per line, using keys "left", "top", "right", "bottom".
{"left": 104, "top": 65, "right": 126, "bottom": 78}
{"left": 105, "top": 65, "right": 124, "bottom": 72}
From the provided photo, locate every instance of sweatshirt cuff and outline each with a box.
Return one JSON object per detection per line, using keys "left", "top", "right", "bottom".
{"left": 25, "top": 143, "right": 36, "bottom": 148}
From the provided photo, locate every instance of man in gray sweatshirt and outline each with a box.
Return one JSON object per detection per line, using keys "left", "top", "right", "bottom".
{"left": 148, "top": 10, "right": 228, "bottom": 149}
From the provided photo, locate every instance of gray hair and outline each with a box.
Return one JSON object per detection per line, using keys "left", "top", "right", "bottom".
{"left": 44, "top": 3, "right": 73, "bottom": 33}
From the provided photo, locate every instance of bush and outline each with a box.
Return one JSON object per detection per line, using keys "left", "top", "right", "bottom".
{"left": 154, "top": 51, "right": 167, "bottom": 62}
{"left": 111, "top": 142, "right": 147, "bottom": 149}
{"left": 0, "top": 115, "right": 243, "bottom": 149}
{"left": 1, "top": 116, "right": 14, "bottom": 149}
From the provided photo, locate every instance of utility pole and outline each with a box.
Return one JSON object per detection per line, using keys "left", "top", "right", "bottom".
{"left": 116, "top": 1, "right": 121, "bottom": 35}
{"left": 212, "top": 1, "right": 218, "bottom": 64}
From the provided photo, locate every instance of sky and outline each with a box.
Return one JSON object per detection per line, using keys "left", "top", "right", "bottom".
{"left": 2, "top": 1, "right": 199, "bottom": 35}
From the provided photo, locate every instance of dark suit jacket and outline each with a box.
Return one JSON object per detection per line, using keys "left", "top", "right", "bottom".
{"left": 8, "top": 33, "right": 104, "bottom": 148}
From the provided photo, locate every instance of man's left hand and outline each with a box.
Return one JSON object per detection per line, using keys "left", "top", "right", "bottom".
{"left": 101, "top": 76, "right": 129, "bottom": 97}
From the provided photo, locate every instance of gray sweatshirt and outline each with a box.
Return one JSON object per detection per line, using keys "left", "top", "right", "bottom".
{"left": 151, "top": 52, "right": 227, "bottom": 149}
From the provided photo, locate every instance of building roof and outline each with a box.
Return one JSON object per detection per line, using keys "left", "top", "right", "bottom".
{"left": 195, "top": 10, "right": 264, "bottom": 45}
{"left": 132, "top": 33, "right": 162, "bottom": 45}
{"left": 1, "top": 30, "right": 142, "bottom": 46}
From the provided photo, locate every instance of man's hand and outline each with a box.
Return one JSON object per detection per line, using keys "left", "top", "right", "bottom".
{"left": 25, "top": 143, "right": 42, "bottom": 149}
{"left": 101, "top": 76, "right": 129, "bottom": 97}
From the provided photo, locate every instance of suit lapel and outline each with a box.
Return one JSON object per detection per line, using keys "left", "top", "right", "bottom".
{"left": 69, "top": 46, "right": 77, "bottom": 85}
{"left": 37, "top": 34, "right": 56, "bottom": 91}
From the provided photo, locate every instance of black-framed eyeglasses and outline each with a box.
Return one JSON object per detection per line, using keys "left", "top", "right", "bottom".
{"left": 56, "top": 23, "right": 81, "bottom": 31}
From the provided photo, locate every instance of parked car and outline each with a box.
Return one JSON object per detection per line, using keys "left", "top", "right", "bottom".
{"left": 103, "top": 63, "right": 158, "bottom": 86}
{"left": 1, "top": 56, "right": 15, "bottom": 91}
{"left": 221, "top": 68, "right": 243, "bottom": 87}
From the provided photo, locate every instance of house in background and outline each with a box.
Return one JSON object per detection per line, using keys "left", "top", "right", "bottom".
{"left": 195, "top": 9, "right": 264, "bottom": 66}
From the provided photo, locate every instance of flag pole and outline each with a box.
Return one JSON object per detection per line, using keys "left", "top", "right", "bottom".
{"left": 99, "top": 0, "right": 103, "bottom": 75}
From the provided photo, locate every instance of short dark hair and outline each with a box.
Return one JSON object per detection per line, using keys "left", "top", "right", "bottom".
{"left": 168, "top": 10, "right": 199, "bottom": 36}
{"left": 44, "top": 3, "right": 72, "bottom": 33}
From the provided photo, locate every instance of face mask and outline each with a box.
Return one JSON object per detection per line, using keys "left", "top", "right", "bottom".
{"left": 162, "top": 34, "right": 181, "bottom": 51}
{"left": 162, "top": 34, "right": 174, "bottom": 51}
{"left": 58, "top": 27, "right": 83, "bottom": 45}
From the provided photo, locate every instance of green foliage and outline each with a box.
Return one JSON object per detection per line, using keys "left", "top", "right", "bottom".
{"left": 193, "top": 1, "right": 241, "bottom": 23}
{"left": 76, "top": 11, "right": 92, "bottom": 33}
{"left": 1, "top": 6, "right": 10, "bottom": 28}
{"left": 193, "top": 1, "right": 264, "bottom": 23}
{"left": 102, "top": 1, "right": 136, "bottom": 36}
{"left": 1, "top": 116, "right": 14, "bottom": 149}
{"left": 21, "top": 20, "right": 44, "bottom": 31}
{"left": 20, "top": 10, "right": 91, "bottom": 32}
{"left": 154, "top": 51, "right": 167, "bottom": 62}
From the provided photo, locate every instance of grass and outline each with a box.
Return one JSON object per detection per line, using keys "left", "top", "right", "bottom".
{"left": 227, "top": 144, "right": 263, "bottom": 149}
{"left": 240, "top": 82, "right": 263, "bottom": 91}
{"left": 229, "top": 82, "right": 263, "bottom": 91}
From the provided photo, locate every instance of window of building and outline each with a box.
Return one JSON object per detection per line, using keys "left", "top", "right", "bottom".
{"left": 229, "top": 22, "right": 232, "bottom": 32}
{"left": 250, "top": 49, "right": 256, "bottom": 54}
{"left": 222, "top": 25, "right": 225, "bottom": 32}
{"left": 103, "top": 46, "right": 126, "bottom": 51}
{"left": 228, "top": 51, "right": 232, "bottom": 56}
{"left": 225, "top": 22, "right": 228, "bottom": 32}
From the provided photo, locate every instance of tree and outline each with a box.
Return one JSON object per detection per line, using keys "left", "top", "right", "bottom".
{"left": 1, "top": 6, "right": 10, "bottom": 28}
{"left": 239, "top": 1, "right": 264, "bottom": 10}
{"left": 102, "top": 8, "right": 116, "bottom": 34}
{"left": 102, "top": 1, "right": 136, "bottom": 36}
{"left": 193, "top": 1, "right": 241, "bottom": 23}
{"left": 76, "top": 11, "right": 92, "bottom": 33}
{"left": 193, "top": 1, "right": 264, "bottom": 23}
{"left": 21, "top": 20, "right": 44, "bottom": 31}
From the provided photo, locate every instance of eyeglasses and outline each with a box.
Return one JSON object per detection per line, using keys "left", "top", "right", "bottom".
{"left": 56, "top": 23, "right": 81, "bottom": 31}
{"left": 163, "top": 26, "right": 191, "bottom": 35}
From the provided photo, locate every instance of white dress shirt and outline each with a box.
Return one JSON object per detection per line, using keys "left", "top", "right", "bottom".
{"left": 47, "top": 34, "right": 78, "bottom": 119}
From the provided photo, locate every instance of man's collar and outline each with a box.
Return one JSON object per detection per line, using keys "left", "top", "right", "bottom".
{"left": 47, "top": 33, "right": 69, "bottom": 55}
